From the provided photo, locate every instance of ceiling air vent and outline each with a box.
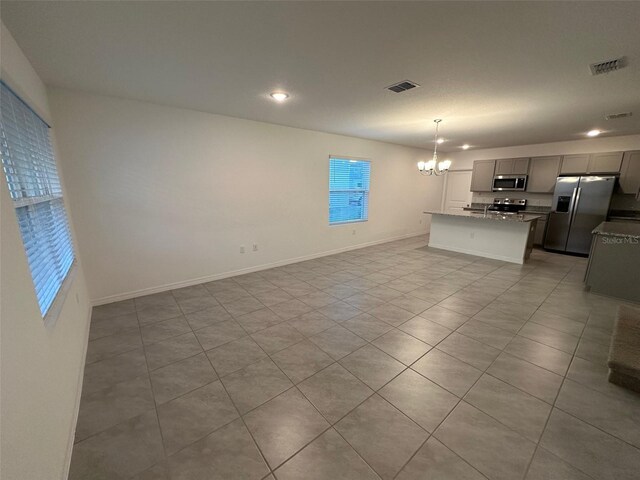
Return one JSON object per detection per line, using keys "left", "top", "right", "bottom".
{"left": 590, "top": 57, "right": 626, "bottom": 75}
{"left": 386, "top": 80, "right": 420, "bottom": 93}
{"left": 605, "top": 112, "right": 632, "bottom": 120}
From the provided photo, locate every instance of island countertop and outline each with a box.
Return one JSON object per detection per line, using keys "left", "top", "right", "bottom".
{"left": 423, "top": 210, "right": 542, "bottom": 223}
{"left": 592, "top": 221, "right": 640, "bottom": 239}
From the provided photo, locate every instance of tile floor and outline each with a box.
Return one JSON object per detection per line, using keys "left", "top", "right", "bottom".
{"left": 70, "top": 236, "right": 640, "bottom": 480}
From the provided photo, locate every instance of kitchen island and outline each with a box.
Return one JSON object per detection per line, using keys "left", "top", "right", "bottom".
{"left": 425, "top": 210, "right": 541, "bottom": 264}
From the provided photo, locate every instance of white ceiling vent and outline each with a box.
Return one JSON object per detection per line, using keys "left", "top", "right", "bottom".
{"left": 386, "top": 80, "right": 420, "bottom": 93}
{"left": 590, "top": 57, "right": 626, "bottom": 75}
{"left": 605, "top": 112, "right": 632, "bottom": 120}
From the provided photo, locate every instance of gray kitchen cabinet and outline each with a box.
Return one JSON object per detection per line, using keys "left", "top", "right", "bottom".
{"left": 513, "top": 158, "right": 530, "bottom": 175}
{"left": 527, "top": 156, "right": 561, "bottom": 193}
{"left": 471, "top": 160, "right": 495, "bottom": 192}
{"left": 560, "top": 152, "right": 623, "bottom": 175}
{"left": 588, "top": 152, "right": 623, "bottom": 174}
{"left": 619, "top": 150, "right": 640, "bottom": 198}
{"left": 495, "top": 159, "right": 512, "bottom": 175}
{"left": 533, "top": 216, "right": 547, "bottom": 245}
{"left": 495, "top": 158, "right": 530, "bottom": 175}
{"left": 560, "top": 154, "right": 590, "bottom": 174}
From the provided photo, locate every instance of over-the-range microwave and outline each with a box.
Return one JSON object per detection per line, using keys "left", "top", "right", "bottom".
{"left": 492, "top": 175, "right": 527, "bottom": 191}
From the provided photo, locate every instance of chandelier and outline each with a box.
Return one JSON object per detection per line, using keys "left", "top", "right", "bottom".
{"left": 417, "top": 119, "right": 451, "bottom": 176}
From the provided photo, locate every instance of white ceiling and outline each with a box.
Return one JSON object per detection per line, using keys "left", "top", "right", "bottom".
{"left": 2, "top": 1, "right": 640, "bottom": 150}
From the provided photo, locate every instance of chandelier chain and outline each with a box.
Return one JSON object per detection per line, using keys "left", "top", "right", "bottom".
{"left": 432, "top": 119, "right": 441, "bottom": 165}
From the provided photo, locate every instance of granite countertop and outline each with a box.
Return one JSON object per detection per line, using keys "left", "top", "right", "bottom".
{"left": 523, "top": 210, "right": 551, "bottom": 215}
{"left": 424, "top": 210, "right": 542, "bottom": 223}
{"left": 592, "top": 221, "right": 640, "bottom": 239}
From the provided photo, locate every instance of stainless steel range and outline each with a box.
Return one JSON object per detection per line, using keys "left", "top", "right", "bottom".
{"left": 487, "top": 198, "right": 526, "bottom": 214}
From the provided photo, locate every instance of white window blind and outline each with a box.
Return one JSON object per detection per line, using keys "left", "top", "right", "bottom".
{"left": 1, "top": 82, "right": 75, "bottom": 317}
{"left": 329, "top": 157, "right": 370, "bottom": 225}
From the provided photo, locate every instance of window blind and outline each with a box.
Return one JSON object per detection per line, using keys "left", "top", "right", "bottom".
{"left": 329, "top": 157, "right": 370, "bottom": 225}
{"left": 1, "top": 82, "right": 75, "bottom": 317}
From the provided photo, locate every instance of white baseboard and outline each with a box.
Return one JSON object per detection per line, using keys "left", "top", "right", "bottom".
{"left": 61, "top": 304, "right": 92, "bottom": 479}
{"left": 427, "top": 242, "right": 523, "bottom": 264}
{"left": 92, "top": 231, "right": 427, "bottom": 306}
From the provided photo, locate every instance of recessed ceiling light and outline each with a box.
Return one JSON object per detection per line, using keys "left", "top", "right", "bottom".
{"left": 436, "top": 138, "right": 445, "bottom": 144}
{"left": 462, "top": 144, "right": 470, "bottom": 150}
{"left": 270, "top": 92, "right": 289, "bottom": 102}
{"left": 587, "top": 129, "right": 601, "bottom": 137}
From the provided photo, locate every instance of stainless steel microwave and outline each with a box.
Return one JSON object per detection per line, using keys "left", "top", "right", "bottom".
{"left": 492, "top": 175, "right": 527, "bottom": 191}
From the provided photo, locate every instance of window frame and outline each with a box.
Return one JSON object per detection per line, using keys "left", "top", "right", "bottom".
{"left": 1, "top": 80, "right": 76, "bottom": 324}
{"left": 328, "top": 155, "right": 371, "bottom": 226}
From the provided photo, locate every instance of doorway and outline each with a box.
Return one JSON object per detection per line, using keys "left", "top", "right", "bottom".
{"left": 441, "top": 170, "right": 473, "bottom": 213}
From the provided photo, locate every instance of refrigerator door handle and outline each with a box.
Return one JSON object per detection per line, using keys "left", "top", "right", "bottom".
{"left": 567, "top": 187, "right": 578, "bottom": 216}
{"left": 569, "top": 187, "right": 581, "bottom": 227}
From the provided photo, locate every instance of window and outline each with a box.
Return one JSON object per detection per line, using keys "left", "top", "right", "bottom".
{"left": 1, "top": 82, "right": 75, "bottom": 317}
{"left": 329, "top": 157, "right": 370, "bottom": 225}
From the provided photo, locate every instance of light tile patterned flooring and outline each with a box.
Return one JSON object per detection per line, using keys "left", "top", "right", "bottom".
{"left": 70, "top": 237, "right": 640, "bottom": 480}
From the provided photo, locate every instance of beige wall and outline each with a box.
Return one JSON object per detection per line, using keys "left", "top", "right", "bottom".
{"left": 0, "top": 23, "right": 92, "bottom": 480}
{"left": 48, "top": 89, "right": 443, "bottom": 304}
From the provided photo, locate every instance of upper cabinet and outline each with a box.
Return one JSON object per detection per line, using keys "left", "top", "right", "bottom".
{"left": 559, "top": 154, "right": 590, "bottom": 175}
{"left": 471, "top": 160, "right": 496, "bottom": 192}
{"left": 588, "top": 152, "right": 623, "bottom": 174}
{"left": 513, "top": 158, "right": 531, "bottom": 175}
{"left": 560, "top": 152, "right": 623, "bottom": 175}
{"left": 619, "top": 151, "right": 640, "bottom": 198}
{"left": 495, "top": 158, "right": 530, "bottom": 175}
{"left": 527, "top": 156, "right": 562, "bottom": 193}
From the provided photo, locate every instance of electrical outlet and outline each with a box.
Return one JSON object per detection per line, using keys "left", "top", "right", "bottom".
{"left": 240, "top": 245, "right": 245, "bottom": 254}
{"left": 419, "top": 219, "right": 422, "bottom": 224}
{"left": 352, "top": 229, "right": 356, "bottom": 235}
{"left": 253, "top": 243, "right": 258, "bottom": 252}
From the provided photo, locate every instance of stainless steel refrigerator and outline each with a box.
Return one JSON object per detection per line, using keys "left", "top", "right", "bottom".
{"left": 544, "top": 176, "right": 615, "bottom": 255}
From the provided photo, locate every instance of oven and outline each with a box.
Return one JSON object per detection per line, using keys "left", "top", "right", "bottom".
{"left": 492, "top": 175, "right": 527, "bottom": 191}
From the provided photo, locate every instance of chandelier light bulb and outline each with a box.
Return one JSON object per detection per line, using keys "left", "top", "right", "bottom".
{"left": 439, "top": 160, "right": 452, "bottom": 171}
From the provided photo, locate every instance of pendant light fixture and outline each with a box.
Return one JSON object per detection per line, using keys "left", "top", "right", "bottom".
{"left": 417, "top": 119, "right": 452, "bottom": 176}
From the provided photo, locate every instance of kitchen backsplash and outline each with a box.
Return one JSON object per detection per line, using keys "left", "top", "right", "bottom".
{"left": 472, "top": 178, "right": 640, "bottom": 213}
{"left": 472, "top": 192, "right": 553, "bottom": 208}
{"left": 472, "top": 191, "right": 639, "bottom": 213}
